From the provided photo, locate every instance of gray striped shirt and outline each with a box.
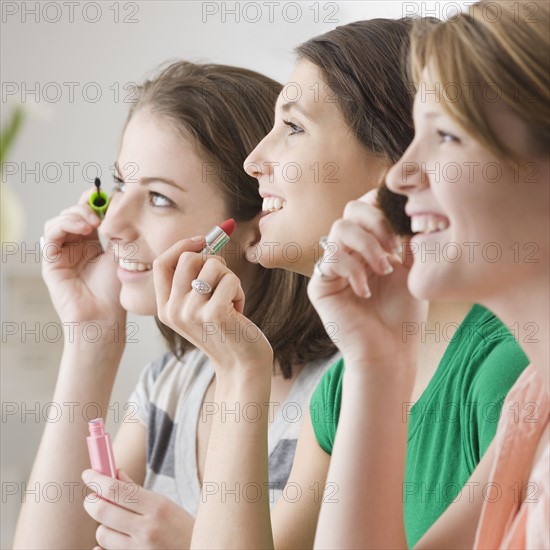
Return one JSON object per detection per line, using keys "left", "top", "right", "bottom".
{"left": 129, "top": 348, "right": 338, "bottom": 516}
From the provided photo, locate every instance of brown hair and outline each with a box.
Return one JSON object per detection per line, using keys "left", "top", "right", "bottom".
{"left": 410, "top": 0, "right": 550, "bottom": 160}
{"left": 296, "top": 18, "right": 433, "bottom": 235}
{"left": 126, "top": 61, "right": 336, "bottom": 377}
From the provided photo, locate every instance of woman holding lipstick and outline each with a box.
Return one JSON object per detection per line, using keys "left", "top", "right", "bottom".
{"left": 14, "top": 61, "right": 340, "bottom": 549}
{"left": 149, "top": 16, "right": 526, "bottom": 550}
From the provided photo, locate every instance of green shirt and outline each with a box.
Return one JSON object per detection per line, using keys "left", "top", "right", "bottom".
{"left": 309, "top": 304, "right": 529, "bottom": 547}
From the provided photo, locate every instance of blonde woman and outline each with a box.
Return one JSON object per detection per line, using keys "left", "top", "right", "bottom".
{"left": 309, "top": 1, "right": 549, "bottom": 547}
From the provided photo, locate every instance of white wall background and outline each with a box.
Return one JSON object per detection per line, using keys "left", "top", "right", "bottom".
{"left": 1, "top": 1, "right": 471, "bottom": 547}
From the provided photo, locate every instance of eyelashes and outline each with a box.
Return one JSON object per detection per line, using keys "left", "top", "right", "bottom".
{"left": 437, "top": 129, "right": 460, "bottom": 143}
{"left": 113, "top": 175, "right": 125, "bottom": 191}
{"left": 283, "top": 120, "right": 304, "bottom": 135}
{"left": 112, "top": 175, "right": 174, "bottom": 208}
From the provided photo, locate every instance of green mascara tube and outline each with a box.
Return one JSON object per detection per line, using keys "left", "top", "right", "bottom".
{"left": 89, "top": 177, "right": 109, "bottom": 219}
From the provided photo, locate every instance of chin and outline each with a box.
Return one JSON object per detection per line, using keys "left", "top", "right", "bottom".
{"left": 407, "top": 264, "right": 449, "bottom": 302}
{"left": 119, "top": 293, "right": 156, "bottom": 317}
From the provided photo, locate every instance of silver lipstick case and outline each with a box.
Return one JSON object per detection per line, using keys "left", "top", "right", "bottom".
{"left": 202, "top": 225, "right": 230, "bottom": 255}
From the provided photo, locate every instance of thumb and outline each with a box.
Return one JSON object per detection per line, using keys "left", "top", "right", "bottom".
{"left": 116, "top": 469, "right": 134, "bottom": 483}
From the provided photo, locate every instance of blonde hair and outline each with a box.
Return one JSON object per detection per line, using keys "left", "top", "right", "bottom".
{"left": 410, "top": 0, "right": 550, "bottom": 160}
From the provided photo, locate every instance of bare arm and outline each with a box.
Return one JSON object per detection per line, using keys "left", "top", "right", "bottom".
{"left": 13, "top": 191, "right": 129, "bottom": 548}
{"left": 272, "top": 405, "right": 331, "bottom": 549}
{"left": 191, "top": 371, "right": 273, "bottom": 549}
{"left": 13, "top": 332, "right": 125, "bottom": 549}
{"left": 315, "top": 362, "right": 414, "bottom": 549}
{"left": 112, "top": 419, "right": 147, "bottom": 487}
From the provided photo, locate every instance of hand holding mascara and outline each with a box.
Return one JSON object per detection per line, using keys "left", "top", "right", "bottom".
{"left": 88, "top": 177, "right": 109, "bottom": 219}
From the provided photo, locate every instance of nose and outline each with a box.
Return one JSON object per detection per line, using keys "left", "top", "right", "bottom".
{"left": 243, "top": 132, "right": 274, "bottom": 181}
{"left": 99, "top": 187, "right": 141, "bottom": 244}
{"left": 386, "top": 141, "right": 427, "bottom": 197}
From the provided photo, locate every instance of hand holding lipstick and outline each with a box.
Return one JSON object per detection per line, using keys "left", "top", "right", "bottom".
{"left": 153, "top": 219, "right": 273, "bottom": 375}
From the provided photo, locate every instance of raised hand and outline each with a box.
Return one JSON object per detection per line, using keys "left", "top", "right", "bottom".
{"left": 153, "top": 237, "right": 273, "bottom": 374}
{"left": 307, "top": 189, "right": 428, "bottom": 369}
{"left": 41, "top": 188, "right": 124, "bottom": 324}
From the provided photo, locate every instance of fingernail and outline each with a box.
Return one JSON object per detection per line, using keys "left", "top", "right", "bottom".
{"left": 190, "top": 235, "right": 205, "bottom": 241}
{"left": 364, "top": 284, "right": 372, "bottom": 298}
{"left": 380, "top": 255, "right": 393, "bottom": 275}
{"left": 88, "top": 213, "right": 98, "bottom": 224}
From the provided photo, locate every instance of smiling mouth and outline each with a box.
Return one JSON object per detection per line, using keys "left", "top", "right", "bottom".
{"left": 262, "top": 196, "right": 286, "bottom": 213}
{"left": 411, "top": 215, "right": 450, "bottom": 235}
{"left": 117, "top": 258, "right": 153, "bottom": 272}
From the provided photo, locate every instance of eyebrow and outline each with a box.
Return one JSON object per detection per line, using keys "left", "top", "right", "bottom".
{"left": 421, "top": 111, "right": 440, "bottom": 120}
{"left": 281, "top": 101, "right": 312, "bottom": 121}
{"left": 114, "top": 163, "right": 187, "bottom": 191}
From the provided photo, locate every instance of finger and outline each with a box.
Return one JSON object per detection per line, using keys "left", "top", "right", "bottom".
{"left": 43, "top": 215, "right": 97, "bottom": 246}
{"left": 60, "top": 204, "right": 101, "bottom": 225}
{"left": 116, "top": 469, "right": 133, "bottom": 483}
{"left": 153, "top": 238, "right": 207, "bottom": 306}
{"left": 206, "top": 271, "right": 246, "bottom": 316}
{"left": 177, "top": 257, "right": 234, "bottom": 310}
{"left": 82, "top": 470, "right": 147, "bottom": 515}
{"left": 342, "top": 197, "right": 400, "bottom": 253}
{"left": 83, "top": 492, "right": 140, "bottom": 535}
{"left": 328, "top": 219, "right": 393, "bottom": 277}
{"left": 95, "top": 523, "right": 132, "bottom": 550}
{"left": 316, "top": 248, "right": 372, "bottom": 298}
{"left": 78, "top": 187, "right": 97, "bottom": 205}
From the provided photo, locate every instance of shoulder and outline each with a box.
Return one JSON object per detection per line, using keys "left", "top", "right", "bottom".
{"left": 149, "top": 351, "right": 176, "bottom": 382}
{"left": 468, "top": 329, "right": 529, "bottom": 403}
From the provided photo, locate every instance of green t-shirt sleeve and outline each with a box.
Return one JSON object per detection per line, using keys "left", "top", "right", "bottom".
{"left": 310, "top": 358, "right": 345, "bottom": 455}
{"left": 467, "top": 338, "right": 529, "bottom": 462}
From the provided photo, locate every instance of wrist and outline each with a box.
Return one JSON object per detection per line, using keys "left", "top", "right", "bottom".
{"left": 214, "top": 363, "right": 272, "bottom": 397}
{"left": 342, "top": 350, "right": 416, "bottom": 384}
{"left": 62, "top": 320, "right": 128, "bottom": 347}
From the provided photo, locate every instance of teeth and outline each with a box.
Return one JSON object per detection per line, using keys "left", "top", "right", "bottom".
{"left": 118, "top": 258, "right": 152, "bottom": 272}
{"left": 411, "top": 215, "right": 449, "bottom": 234}
{"left": 262, "top": 196, "right": 285, "bottom": 213}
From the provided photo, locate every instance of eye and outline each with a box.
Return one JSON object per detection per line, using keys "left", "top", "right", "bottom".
{"left": 148, "top": 191, "right": 174, "bottom": 208}
{"left": 283, "top": 120, "right": 304, "bottom": 135}
{"left": 113, "top": 175, "right": 125, "bottom": 192}
{"left": 437, "top": 130, "right": 460, "bottom": 144}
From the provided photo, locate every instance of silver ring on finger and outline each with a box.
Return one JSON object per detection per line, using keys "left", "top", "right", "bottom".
{"left": 313, "top": 259, "right": 338, "bottom": 281}
{"left": 191, "top": 278, "right": 213, "bottom": 295}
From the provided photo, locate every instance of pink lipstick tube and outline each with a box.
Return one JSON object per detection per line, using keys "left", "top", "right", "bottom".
{"left": 87, "top": 418, "right": 117, "bottom": 478}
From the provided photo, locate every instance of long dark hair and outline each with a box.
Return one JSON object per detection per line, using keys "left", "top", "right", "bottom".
{"left": 126, "top": 61, "right": 337, "bottom": 377}
{"left": 296, "top": 18, "right": 438, "bottom": 235}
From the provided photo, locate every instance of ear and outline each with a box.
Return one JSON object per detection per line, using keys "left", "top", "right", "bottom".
{"left": 241, "top": 211, "right": 264, "bottom": 264}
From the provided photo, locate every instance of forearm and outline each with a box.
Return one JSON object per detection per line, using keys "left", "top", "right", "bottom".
{"left": 14, "top": 329, "right": 125, "bottom": 549}
{"left": 315, "top": 356, "right": 415, "bottom": 549}
{"left": 191, "top": 370, "right": 273, "bottom": 550}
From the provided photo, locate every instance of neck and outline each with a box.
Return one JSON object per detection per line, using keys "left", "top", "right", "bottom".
{"left": 426, "top": 300, "right": 473, "bottom": 327}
